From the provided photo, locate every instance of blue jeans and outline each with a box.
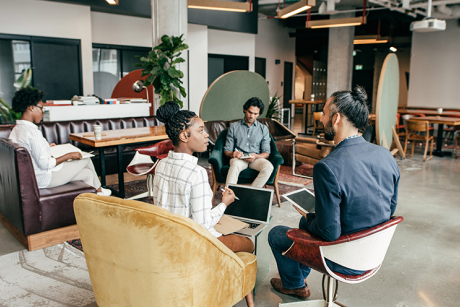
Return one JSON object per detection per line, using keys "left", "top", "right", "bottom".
{"left": 268, "top": 217, "right": 365, "bottom": 289}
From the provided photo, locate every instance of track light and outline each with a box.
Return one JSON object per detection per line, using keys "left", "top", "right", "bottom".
{"left": 278, "top": 0, "right": 315, "bottom": 19}
{"left": 389, "top": 46, "right": 397, "bottom": 52}
{"left": 307, "top": 17, "right": 366, "bottom": 29}
{"left": 188, "top": 0, "right": 251, "bottom": 13}
{"left": 106, "top": 0, "right": 118, "bottom": 5}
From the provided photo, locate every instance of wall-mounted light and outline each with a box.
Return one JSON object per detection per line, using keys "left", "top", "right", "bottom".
{"left": 188, "top": 0, "right": 251, "bottom": 12}
{"left": 278, "top": 0, "right": 315, "bottom": 19}
{"left": 389, "top": 46, "right": 397, "bottom": 52}
{"left": 353, "top": 35, "right": 389, "bottom": 44}
{"left": 106, "top": 0, "right": 119, "bottom": 5}
{"left": 306, "top": 17, "right": 366, "bottom": 29}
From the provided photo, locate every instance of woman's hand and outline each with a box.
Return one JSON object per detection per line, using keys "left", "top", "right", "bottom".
{"left": 222, "top": 187, "right": 236, "bottom": 207}
{"left": 49, "top": 143, "right": 56, "bottom": 147}
{"left": 66, "top": 152, "right": 82, "bottom": 160}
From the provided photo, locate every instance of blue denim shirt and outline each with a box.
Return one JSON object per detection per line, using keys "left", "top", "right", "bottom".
{"left": 223, "top": 119, "right": 271, "bottom": 155}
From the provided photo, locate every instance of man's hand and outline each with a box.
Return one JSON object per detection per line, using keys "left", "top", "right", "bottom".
{"left": 243, "top": 153, "right": 256, "bottom": 163}
{"left": 222, "top": 187, "right": 236, "bottom": 206}
{"left": 293, "top": 205, "right": 307, "bottom": 219}
{"left": 49, "top": 143, "right": 56, "bottom": 147}
{"left": 232, "top": 151, "right": 243, "bottom": 159}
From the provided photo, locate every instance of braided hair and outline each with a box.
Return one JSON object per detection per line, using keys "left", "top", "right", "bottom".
{"left": 156, "top": 101, "right": 197, "bottom": 146}
{"left": 329, "top": 85, "right": 370, "bottom": 131}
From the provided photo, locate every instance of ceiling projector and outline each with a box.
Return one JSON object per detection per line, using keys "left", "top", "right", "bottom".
{"left": 410, "top": 17, "right": 446, "bottom": 32}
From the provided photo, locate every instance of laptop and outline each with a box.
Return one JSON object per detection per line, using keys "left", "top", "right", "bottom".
{"left": 224, "top": 184, "right": 273, "bottom": 237}
{"left": 282, "top": 188, "right": 316, "bottom": 214}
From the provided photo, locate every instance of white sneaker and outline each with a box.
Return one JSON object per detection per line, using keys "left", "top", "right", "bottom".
{"left": 97, "top": 187, "right": 112, "bottom": 196}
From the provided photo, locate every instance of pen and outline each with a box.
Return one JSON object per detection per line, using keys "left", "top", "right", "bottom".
{"left": 221, "top": 188, "right": 240, "bottom": 200}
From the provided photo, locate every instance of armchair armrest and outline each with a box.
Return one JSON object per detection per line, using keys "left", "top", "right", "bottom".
{"left": 135, "top": 140, "right": 174, "bottom": 158}
{"left": 286, "top": 216, "right": 404, "bottom": 247}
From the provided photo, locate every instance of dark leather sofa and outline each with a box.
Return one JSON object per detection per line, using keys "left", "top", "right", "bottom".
{"left": 0, "top": 116, "right": 161, "bottom": 251}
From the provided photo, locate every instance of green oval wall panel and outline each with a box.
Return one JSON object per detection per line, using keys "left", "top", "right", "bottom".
{"left": 199, "top": 71, "right": 270, "bottom": 121}
{"left": 376, "top": 54, "right": 399, "bottom": 149}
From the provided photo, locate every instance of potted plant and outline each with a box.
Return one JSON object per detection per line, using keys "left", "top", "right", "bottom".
{"left": 265, "top": 92, "right": 282, "bottom": 121}
{"left": 0, "top": 68, "right": 32, "bottom": 124}
{"left": 136, "top": 34, "right": 189, "bottom": 108}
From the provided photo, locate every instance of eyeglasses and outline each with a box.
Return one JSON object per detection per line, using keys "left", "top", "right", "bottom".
{"left": 36, "top": 105, "right": 43, "bottom": 112}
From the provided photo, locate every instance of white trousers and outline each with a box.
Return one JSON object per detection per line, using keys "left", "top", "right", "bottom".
{"left": 226, "top": 158, "right": 274, "bottom": 188}
{"left": 47, "top": 158, "right": 101, "bottom": 189}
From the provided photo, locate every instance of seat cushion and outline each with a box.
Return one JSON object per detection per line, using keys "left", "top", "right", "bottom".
{"left": 127, "top": 163, "right": 156, "bottom": 175}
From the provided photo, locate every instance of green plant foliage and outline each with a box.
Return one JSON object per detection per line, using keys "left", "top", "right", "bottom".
{"left": 136, "top": 34, "right": 189, "bottom": 108}
{"left": 0, "top": 68, "right": 33, "bottom": 124}
{"left": 266, "top": 92, "right": 282, "bottom": 120}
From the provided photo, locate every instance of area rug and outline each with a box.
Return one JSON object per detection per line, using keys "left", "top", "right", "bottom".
{"left": 0, "top": 243, "right": 96, "bottom": 306}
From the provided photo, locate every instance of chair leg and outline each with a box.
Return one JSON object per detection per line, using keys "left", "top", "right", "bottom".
{"left": 272, "top": 166, "right": 282, "bottom": 207}
{"left": 404, "top": 137, "right": 408, "bottom": 157}
{"left": 423, "top": 138, "right": 429, "bottom": 161}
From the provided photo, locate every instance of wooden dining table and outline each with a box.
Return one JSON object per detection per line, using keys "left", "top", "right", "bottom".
{"left": 69, "top": 126, "right": 168, "bottom": 198}
{"left": 409, "top": 116, "right": 460, "bottom": 157}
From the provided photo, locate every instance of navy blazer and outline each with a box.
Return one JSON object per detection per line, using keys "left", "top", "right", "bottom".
{"left": 305, "top": 136, "right": 400, "bottom": 242}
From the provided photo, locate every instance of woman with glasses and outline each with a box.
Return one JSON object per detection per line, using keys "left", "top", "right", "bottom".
{"left": 8, "top": 87, "right": 110, "bottom": 196}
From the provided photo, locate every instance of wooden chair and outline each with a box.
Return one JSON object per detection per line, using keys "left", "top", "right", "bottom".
{"left": 403, "top": 119, "right": 434, "bottom": 162}
{"left": 454, "top": 130, "right": 460, "bottom": 159}
{"left": 311, "top": 112, "right": 323, "bottom": 136}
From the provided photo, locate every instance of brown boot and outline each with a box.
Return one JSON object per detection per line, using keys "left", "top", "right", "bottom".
{"left": 270, "top": 278, "right": 311, "bottom": 299}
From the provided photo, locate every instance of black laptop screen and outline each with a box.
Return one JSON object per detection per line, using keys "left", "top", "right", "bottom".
{"left": 224, "top": 185, "right": 272, "bottom": 222}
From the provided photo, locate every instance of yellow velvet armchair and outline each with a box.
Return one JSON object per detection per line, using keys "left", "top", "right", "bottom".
{"left": 74, "top": 193, "right": 257, "bottom": 307}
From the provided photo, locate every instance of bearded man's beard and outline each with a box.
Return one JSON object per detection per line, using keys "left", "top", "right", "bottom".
{"left": 323, "top": 117, "right": 336, "bottom": 141}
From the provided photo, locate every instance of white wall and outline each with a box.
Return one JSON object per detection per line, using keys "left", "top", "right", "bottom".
{"left": 255, "top": 19, "right": 296, "bottom": 99}
{"left": 208, "top": 29, "right": 256, "bottom": 71}
{"left": 91, "top": 12, "right": 152, "bottom": 47}
{"left": 408, "top": 19, "right": 460, "bottom": 108}
{"left": 0, "top": 0, "right": 93, "bottom": 95}
{"left": 187, "top": 24, "right": 208, "bottom": 114}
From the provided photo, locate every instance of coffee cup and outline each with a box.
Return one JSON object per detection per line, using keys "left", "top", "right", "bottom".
{"left": 94, "top": 124, "right": 102, "bottom": 140}
{"left": 437, "top": 108, "right": 443, "bottom": 114}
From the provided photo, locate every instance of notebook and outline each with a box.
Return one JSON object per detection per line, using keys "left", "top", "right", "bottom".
{"left": 282, "top": 188, "right": 316, "bottom": 214}
{"left": 223, "top": 184, "right": 273, "bottom": 237}
{"left": 49, "top": 143, "right": 94, "bottom": 160}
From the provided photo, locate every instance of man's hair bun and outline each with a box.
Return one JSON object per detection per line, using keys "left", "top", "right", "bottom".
{"left": 352, "top": 85, "right": 368, "bottom": 103}
{"left": 156, "top": 101, "right": 180, "bottom": 123}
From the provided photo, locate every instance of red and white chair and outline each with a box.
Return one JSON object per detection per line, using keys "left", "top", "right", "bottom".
{"left": 126, "top": 140, "right": 174, "bottom": 200}
{"left": 280, "top": 216, "right": 404, "bottom": 307}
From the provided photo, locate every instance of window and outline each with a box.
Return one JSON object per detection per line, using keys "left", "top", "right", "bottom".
{"left": 0, "top": 34, "right": 82, "bottom": 105}
{"left": 92, "top": 44, "right": 151, "bottom": 99}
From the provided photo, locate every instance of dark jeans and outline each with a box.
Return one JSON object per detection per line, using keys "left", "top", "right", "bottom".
{"left": 268, "top": 217, "right": 365, "bottom": 289}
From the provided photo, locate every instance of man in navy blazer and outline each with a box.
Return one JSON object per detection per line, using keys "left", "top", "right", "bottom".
{"left": 269, "top": 86, "right": 400, "bottom": 299}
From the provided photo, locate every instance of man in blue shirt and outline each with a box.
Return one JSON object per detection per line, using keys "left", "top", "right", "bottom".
{"left": 224, "top": 97, "right": 274, "bottom": 188}
{"left": 268, "top": 86, "right": 400, "bottom": 299}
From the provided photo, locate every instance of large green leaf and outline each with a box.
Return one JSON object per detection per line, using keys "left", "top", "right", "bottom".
{"left": 171, "top": 57, "right": 185, "bottom": 65}
{"left": 167, "top": 66, "right": 181, "bottom": 79}
{"left": 179, "top": 86, "right": 187, "bottom": 98}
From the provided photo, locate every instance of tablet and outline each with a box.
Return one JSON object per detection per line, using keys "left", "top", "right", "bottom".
{"left": 282, "top": 188, "right": 316, "bottom": 214}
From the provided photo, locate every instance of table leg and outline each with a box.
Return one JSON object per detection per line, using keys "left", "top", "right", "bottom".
{"left": 433, "top": 124, "right": 452, "bottom": 157}
{"left": 99, "top": 148, "right": 106, "bottom": 187}
{"left": 117, "top": 144, "right": 125, "bottom": 198}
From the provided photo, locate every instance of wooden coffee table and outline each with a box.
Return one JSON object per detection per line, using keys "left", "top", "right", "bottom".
{"left": 70, "top": 126, "right": 168, "bottom": 198}
{"left": 410, "top": 116, "right": 460, "bottom": 157}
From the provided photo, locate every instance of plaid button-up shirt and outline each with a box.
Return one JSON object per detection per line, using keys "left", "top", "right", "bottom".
{"left": 153, "top": 151, "right": 226, "bottom": 237}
